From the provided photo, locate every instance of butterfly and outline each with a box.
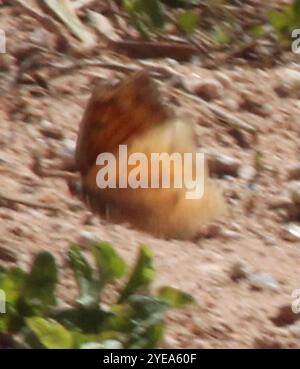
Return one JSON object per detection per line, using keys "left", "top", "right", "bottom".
{"left": 74, "top": 70, "right": 225, "bottom": 239}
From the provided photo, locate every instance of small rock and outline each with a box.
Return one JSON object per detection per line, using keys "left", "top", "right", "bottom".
{"left": 268, "top": 196, "right": 291, "bottom": 209}
{"left": 288, "top": 164, "right": 300, "bottom": 180}
{"left": 56, "top": 83, "right": 74, "bottom": 95}
{"left": 60, "top": 138, "right": 76, "bottom": 169}
{"left": 0, "top": 54, "right": 14, "bottom": 71}
{"left": 208, "top": 153, "right": 241, "bottom": 177}
{"left": 40, "top": 120, "right": 63, "bottom": 140}
{"left": 202, "top": 224, "right": 221, "bottom": 238}
{"left": 275, "top": 68, "right": 300, "bottom": 97}
{"left": 240, "top": 92, "right": 272, "bottom": 117}
{"left": 78, "top": 230, "right": 97, "bottom": 248}
{"left": 88, "top": 11, "right": 120, "bottom": 42}
{"left": 0, "top": 246, "right": 17, "bottom": 263}
{"left": 165, "top": 58, "right": 179, "bottom": 67}
{"left": 230, "top": 223, "right": 241, "bottom": 232}
{"left": 230, "top": 260, "right": 252, "bottom": 281}
{"left": 288, "top": 181, "right": 300, "bottom": 205}
{"left": 238, "top": 165, "right": 257, "bottom": 181}
{"left": 247, "top": 272, "right": 279, "bottom": 291}
{"left": 223, "top": 98, "right": 239, "bottom": 112}
{"left": 288, "top": 322, "right": 300, "bottom": 338}
{"left": 253, "top": 335, "right": 282, "bottom": 349}
{"left": 271, "top": 304, "right": 300, "bottom": 327}
{"left": 281, "top": 223, "right": 300, "bottom": 242}
{"left": 163, "top": 335, "right": 180, "bottom": 348}
{"left": 263, "top": 236, "right": 277, "bottom": 247}
{"left": 215, "top": 72, "right": 232, "bottom": 89}
{"left": 199, "top": 264, "right": 226, "bottom": 286}
{"left": 221, "top": 230, "right": 241, "bottom": 240}
{"left": 30, "top": 28, "right": 52, "bottom": 46}
{"left": 184, "top": 76, "right": 223, "bottom": 101}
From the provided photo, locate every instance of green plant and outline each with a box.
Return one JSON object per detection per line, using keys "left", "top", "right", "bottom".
{"left": 118, "top": 0, "right": 200, "bottom": 36}
{"left": 176, "top": 10, "right": 200, "bottom": 34}
{"left": 122, "top": 0, "right": 166, "bottom": 36}
{"left": 0, "top": 242, "right": 194, "bottom": 349}
{"left": 268, "top": 0, "right": 300, "bottom": 40}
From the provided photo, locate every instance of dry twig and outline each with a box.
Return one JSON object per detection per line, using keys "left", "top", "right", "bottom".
{"left": 169, "top": 84, "right": 257, "bottom": 133}
{"left": 110, "top": 40, "right": 199, "bottom": 61}
{"left": 47, "top": 58, "right": 173, "bottom": 79}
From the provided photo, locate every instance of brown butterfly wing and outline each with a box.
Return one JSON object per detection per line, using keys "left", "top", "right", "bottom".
{"left": 75, "top": 70, "right": 173, "bottom": 175}
{"left": 74, "top": 70, "right": 225, "bottom": 239}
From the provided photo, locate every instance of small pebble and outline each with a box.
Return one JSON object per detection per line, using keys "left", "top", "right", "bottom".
{"left": 288, "top": 322, "right": 300, "bottom": 338}
{"left": 271, "top": 304, "right": 300, "bottom": 327}
{"left": 288, "top": 181, "right": 300, "bottom": 205}
{"left": 275, "top": 68, "right": 300, "bottom": 97}
{"left": 288, "top": 164, "right": 300, "bottom": 180}
{"left": 215, "top": 72, "right": 232, "bottom": 89}
{"left": 224, "top": 97, "right": 239, "bottom": 112}
{"left": 0, "top": 246, "right": 17, "bottom": 263}
{"left": 184, "top": 76, "right": 223, "bottom": 101}
{"left": 40, "top": 120, "right": 64, "bottom": 140}
{"left": 60, "top": 138, "right": 76, "bottom": 169}
{"left": 240, "top": 92, "right": 272, "bottom": 117}
{"left": 230, "top": 260, "right": 252, "bottom": 281}
{"left": 238, "top": 165, "right": 256, "bottom": 181}
{"left": 77, "top": 230, "right": 98, "bottom": 248}
{"left": 221, "top": 230, "right": 241, "bottom": 240}
{"left": 281, "top": 223, "right": 300, "bottom": 242}
{"left": 247, "top": 272, "right": 279, "bottom": 291}
{"left": 208, "top": 153, "right": 241, "bottom": 177}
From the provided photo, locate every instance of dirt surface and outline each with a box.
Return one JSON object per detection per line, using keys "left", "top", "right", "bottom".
{"left": 1, "top": 2, "right": 300, "bottom": 348}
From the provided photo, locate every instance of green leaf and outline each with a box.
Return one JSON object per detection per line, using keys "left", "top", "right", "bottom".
{"left": 249, "top": 24, "right": 266, "bottom": 38}
{"left": 126, "top": 296, "right": 168, "bottom": 348}
{"left": 68, "top": 245, "right": 98, "bottom": 308}
{"left": 122, "top": 0, "right": 165, "bottom": 30}
{"left": 92, "top": 242, "right": 127, "bottom": 290}
{"left": 0, "top": 268, "right": 26, "bottom": 333}
{"left": 129, "top": 295, "right": 169, "bottom": 317}
{"left": 129, "top": 320, "right": 165, "bottom": 348}
{"left": 268, "top": 9, "right": 291, "bottom": 33}
{"left": 176, "top": 11, "right": 199, "bottom": 34}
{"left": 158, "top": 287, "right": 194, "bottom": 307}
{"left": 26, "top": 317, "right": 73, "bottom": 349}
{"left": 140, "top": 0, "right": 165, "bottom": 28}
{"left": 0, "top": 268, "right": 26, "bottom": 305}
{"left": 293, "top": 0, "right": 300, "bottom": 25}
{"left": 51, "top": 307, "right": 112, "bottom": 334}
{"left": 211, "top": 23, "right": 233, "bottom": 47}
{"left": 0, "top": 239, "right": 196, "bottom": 349}
{"left": 102, "top": 304, "right": 132, "bottom": 333}
{"left": 119, "top": 245, "right": 154, "bottom": 303}
{"left": 21, "top": 252, "right": 57, "bottom": 314}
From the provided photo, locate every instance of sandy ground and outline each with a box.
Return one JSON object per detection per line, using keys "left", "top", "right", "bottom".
{"left": 1, "top": 3, "right": 300, "bottom": 348}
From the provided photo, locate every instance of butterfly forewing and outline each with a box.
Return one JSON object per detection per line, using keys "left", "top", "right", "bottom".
{"left": 75, "top": 70, "right": 173, "bottom": 174}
